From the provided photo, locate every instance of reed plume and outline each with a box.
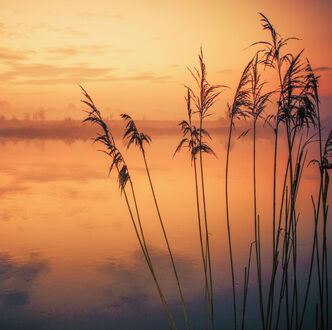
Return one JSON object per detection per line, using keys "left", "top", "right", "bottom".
{"left": 175, "top": 87, "right": 214, "bottom": 329}
{"left": 187, "top": 48, "right": 225, "bottom": 329}
{"left": 253, "top": 13, "right": 321, "bottom": 329}
{"left": 247, "top": 54, "right": 273, "bottom": 330}
{"left": 80, "top": 86, "right": 177, "bottom": 329}
{"left": 120, "top": 113, "right": 190, "bottom": 330}
{"left": 77, "top": 13, "right": 329, "bottom": 330}
{"left": 225, "top": 58, "right": 253, "bottom": 330}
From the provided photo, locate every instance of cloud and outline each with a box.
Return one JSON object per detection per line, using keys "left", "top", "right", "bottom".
{"left": 313, "top": 66, "right": 332, "bottom": 72}
{"left": 0, "top": 62, "right": 116, "bottom": 84}
{"left": 104, "top": 72, "right": 172, "bottom": 83}
{"left": 0, "top": 47, "right": 34, "bottom": 61}
{"left": 64, "top": 27, "right": 88, "bottom": 37}
{"left": 8, "top": 72, "right": 171, "bottom": 85}
{"left": 15, "top": 163, "right": 105, "bottom": 184}
{"left": 45, "top": 47, "right": 80, "bottom": 56}
{"left": 0, "top": 22, "right": 24, "bottom": 38}
{"left": 16, "top": 77, "right": 95, "bottom": 85}
{"left": 0, "top": 59, "right": 169, "bottom": 85}
{"left": 33, "top": 23, "right": 88, "bottom": 38}
{"left": 45, "top": 45, "right": 112, "bottom": 57}
{"left": 0, "top": 182, "right": 29, "bottom": 198}
{"left": 0, "top": 253, "right": 49, "bottom": 309}
{"left": 0, "top": 253, "right": 50, "bottom": 329}
{"left": 0, "top": 213, "right": 12, "bottom": 222}
{"left": 0, "top": 155, "right": 105, "bottom": 184}
{"left": 0, "top": 292, "right": 29, "bottom": 307}
{"left": 217, "top": 69, "right": 233, "bottom": 74}
{"left": 80, "top": 12, "right": 124, "bottom": 20}
{"left": 99, "top": 246, "right": 201, "bottom": 307}
{"left": 16, "top": 63, "right": 113, "bottom": 78}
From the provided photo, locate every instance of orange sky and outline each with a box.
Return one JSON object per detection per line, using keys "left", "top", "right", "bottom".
{"left": 0, "top": 0, "right": 331, "bottom": 120}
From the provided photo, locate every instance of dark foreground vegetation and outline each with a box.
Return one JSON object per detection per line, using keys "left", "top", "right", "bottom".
{"left": 82, "top": 13, "right": 330, "bottom": 330}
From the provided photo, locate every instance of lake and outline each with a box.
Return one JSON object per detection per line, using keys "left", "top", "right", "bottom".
{"left": 0, "top": 120, "right": 330, "bottom": 329}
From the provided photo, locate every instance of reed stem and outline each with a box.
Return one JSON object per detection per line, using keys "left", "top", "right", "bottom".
{"left": 225, "top": 120, "right": 237, "bottom": 330}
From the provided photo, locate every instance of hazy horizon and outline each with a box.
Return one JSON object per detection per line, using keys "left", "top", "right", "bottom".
{"left": 0, "top": 1, "right": 331, "bottom": 329}
{"left": 0, "top": 0, "right": 331, "bottom": 121}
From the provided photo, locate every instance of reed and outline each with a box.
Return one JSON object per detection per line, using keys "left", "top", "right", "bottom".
{"left": 299, "top": 77, "right": 331, "bottom": 329}
{"left": 188, "top": 48, "right": 225, "bottom": 329}
{"left": 174, "top": 87, "right": 214, "bottom": 329}
{"left": 80, "top": 86, "right": 177, "bottom": 329}
{"left": 275, "top": 49, "right": 317, "bottom": 329}
{"left": 225, "top": 58, "right": 253, "bottom": 330}
{"left": 304, "top": 61, "right": 331, "bottom": 330}
{"left": 174, "top": 48, "right": 225, "bottom": 328}
{"left": 252, "top": 14, "right": 301, "bottom": 328}
{"left": 247, "top": 54, "right": 273, "bottom": 329}
{"left": 120, "top": 113, "right": 190, "bottom": 330}
{"left": 250, "top": 13, "right": 327, "bottom": 330}
{"left": 241, "top": 241, "right": 255, "bottom": 329}
{"left": 80, "top": 12, "right": 329, "bottom": 330}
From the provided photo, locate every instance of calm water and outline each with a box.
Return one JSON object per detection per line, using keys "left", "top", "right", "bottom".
{"left": 0, "top": 124, "right": 330, "bottom": 329}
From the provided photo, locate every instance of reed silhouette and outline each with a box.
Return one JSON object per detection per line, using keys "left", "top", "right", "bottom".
{"left": 175, "top": 87, "right": 214, "bottom": 329}
{"left": 80, "top": 86, "right": 177, "bottom": 329}
{"left": 81, "top": 13, "right": 330, "bottom": 330}
{"left": 244, "top": 53, "right": 273, "bottom": 329}
{"left": 224, "top": 57, "right": 253, "bottom": 330}
{"left": 174, "top": 48, "right": 225, "bottom": 330}
{"left": 120, "top": 113, "right": 190, "bottom": 329}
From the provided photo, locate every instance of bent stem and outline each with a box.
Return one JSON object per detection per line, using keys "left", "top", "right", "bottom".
{"left": 120, "top": 113, "right": 190, "bottom": 329}
{"left": 80, "top": 86, "right": 177, "bottom": 329}
{"left": 225, "top": 120, "right": 237, "bottom": 330}
{"left": 225, "top": 58, "right": 253, "bottom": 329}
{"left": 241, "top": 242, "right": 255, "bottom": 330}
{"left": 123, "top": 181, "right": 176, "bottom": 329}
{"left": 142, "top": 150, "right": 190, "bottom": 330}
{"left": 175, "top": 88, "right": 212, "bottom": 328}
{"left": 184, "top": 48, "right": 224, "bottom": 328}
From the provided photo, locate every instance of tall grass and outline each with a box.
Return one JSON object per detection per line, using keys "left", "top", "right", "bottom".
{"left": 248, "top": 13, "right": 327, "bottom": 330}
{"left": 225, "top": 58, "right": 252, "bottom": 330}
{"left": 120, "top": 113, "right": 190, "bottom": 330}
{"left": 175, "top": 49, "right": 225, "bottom": 330}
{"left": 247, "top": 54, "right": 273, "bottom": 329}
{"left": 81, "top": 13, "right": 329, "bottom": 330}
{"left": 80, "top": 86, "right": 177, "bottom": 329}
{"left": 186, "top": 50, "right": 224, "bottom": 330}
{"left": 251, "top": 15, "right": 301, "bottom": 328}
{"left": 175, "top": 87, "right": 211, "bottom": 328}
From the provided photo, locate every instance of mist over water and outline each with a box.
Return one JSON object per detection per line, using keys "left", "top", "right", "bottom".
{"left": 0, "top": 127, "right": 330, "bottom": 329}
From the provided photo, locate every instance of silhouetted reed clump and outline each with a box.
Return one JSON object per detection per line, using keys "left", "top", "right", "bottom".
{"left": 81, "top": 13, "right": 330, "bottom": 330}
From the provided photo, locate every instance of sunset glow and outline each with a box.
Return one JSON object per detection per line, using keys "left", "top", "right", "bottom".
{"left": 0, "top": 0, "right": 331, "bottom": 120}
{"left": 0, "top": 1, "right": 331, "bottom": 329}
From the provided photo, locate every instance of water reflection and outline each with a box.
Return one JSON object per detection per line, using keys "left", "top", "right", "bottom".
{"left": 99, "top": 247, "right": 201, "bottom": 304}
{"left": 0, "top": 127, "right": 329, "bottom": 329}
{"left": 0, "top": 253, "right": 48, "bottom": 307}
{"left": 0, "top": 253, "right": 49, "bottom": 329}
